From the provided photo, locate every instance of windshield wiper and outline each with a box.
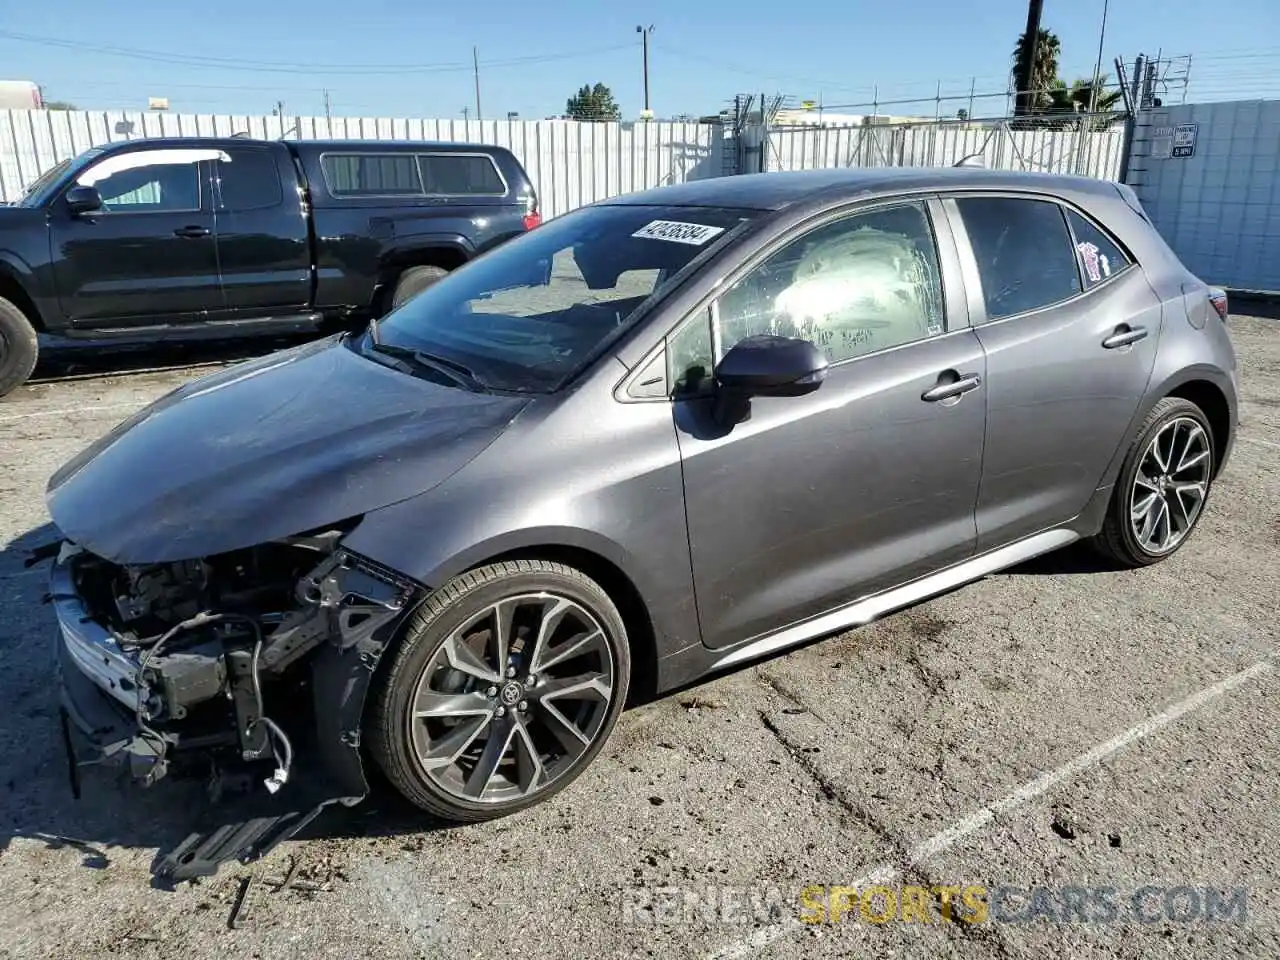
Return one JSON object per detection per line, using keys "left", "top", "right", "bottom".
{"left": 366, "top": 341, "right": 488, "bottom": 392}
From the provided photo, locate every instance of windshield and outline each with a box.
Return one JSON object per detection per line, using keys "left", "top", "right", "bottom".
{"left": 368, "top": 203, "right": 757, "bottom": 392}
{"left": 15, "top": 147, "right": 107, "bottom": 207}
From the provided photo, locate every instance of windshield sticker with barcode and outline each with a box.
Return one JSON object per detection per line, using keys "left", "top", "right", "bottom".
{"left": 632, "top": 219, "right": 726, "bottom": 245}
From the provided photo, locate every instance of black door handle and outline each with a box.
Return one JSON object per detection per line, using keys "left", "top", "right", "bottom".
{"left": 922, "top": 371, "right": 982, "bottom": 403}
{"left": 1102, "top": 324, "right": 1147, "bottom": 349}
{"left": 173, "top": 225, "right": 210, "bottom": 238}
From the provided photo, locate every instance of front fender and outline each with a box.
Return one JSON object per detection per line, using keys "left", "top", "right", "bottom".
{"left": 0, "top": 247, "right": 58, "bottom": 328}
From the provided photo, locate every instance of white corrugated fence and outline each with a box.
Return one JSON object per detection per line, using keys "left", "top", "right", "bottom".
{"left": 1, "top": 109, "right": 1127, "bottom": 218}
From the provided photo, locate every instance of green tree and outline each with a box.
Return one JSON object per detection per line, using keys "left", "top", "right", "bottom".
{"left": 1043, "top": 76, "right": 1126, "bottom": 128}
{"left": 1011, "top": 27, "right": 1062, "bottom": 114}
{"left": 565, "top": 83, "right": 621, "bottom": 121}
{"left": 44, "top": 100, "right": 77, "bottom": 110}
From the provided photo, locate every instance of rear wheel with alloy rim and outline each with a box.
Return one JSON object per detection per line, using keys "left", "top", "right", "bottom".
{"left": 367, "top": 560, "right": 630, "bottom": 820}
{"left": 1090, "top": 396, "right": 1217, "bottom": 567}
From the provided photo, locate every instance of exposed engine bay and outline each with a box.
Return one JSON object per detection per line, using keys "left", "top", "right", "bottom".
{"left": 47, "top": 527, "right": 420, "bottom": 880}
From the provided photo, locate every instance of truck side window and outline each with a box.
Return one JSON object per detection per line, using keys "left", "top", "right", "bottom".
{"left": 419, "top": 154, "right": 506, "bottom": 196}
{"left": 217, "top": 149, "right": 283, "bottom": 212}
{"left": 77, "top": 151, "right": 202, "bottom": 213}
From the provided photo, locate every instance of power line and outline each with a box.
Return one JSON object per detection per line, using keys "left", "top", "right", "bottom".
{"left": 0, "top": 29, "right": 631, "bottom": 76}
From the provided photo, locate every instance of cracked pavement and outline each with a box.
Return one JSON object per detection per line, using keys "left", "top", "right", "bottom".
{"left": 0, "top": 315, "right": 1277, "bottom": 960}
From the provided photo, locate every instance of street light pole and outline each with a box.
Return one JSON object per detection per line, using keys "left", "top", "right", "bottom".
{"left": 636, "top": 25, "right": 654, "bottom": 119}
{"left": 1088, "top": 0, "right": 1111, "bottom": 113}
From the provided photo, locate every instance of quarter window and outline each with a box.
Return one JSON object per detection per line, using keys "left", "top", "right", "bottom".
{"left": 419, "top": 154, "right": 506, "bottom": 195}
{"left": 217, "top": 148, "right": 283, "bottom": 211}
{"left": 667, "top": 307, "right": 715, "bottom": 398}
{"left": 715, "top": 201, "right": 946, "bottom": 364}
{"left": 322, "top": 154, "right": 423, "bottom": 196}
{"left": 75, "top": 150, "right": 204, "bottom": 212}
{"left": 321, "top": 152, "right": 507, "bottom": 198}
{"left": 955, "top": 197, "right": 1081, "bottom": 320}
{"left": 1066, "top": 209, "right": 1131, "bottom": 287}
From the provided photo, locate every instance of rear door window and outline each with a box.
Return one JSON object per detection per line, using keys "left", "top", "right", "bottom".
{"left": 955, "top": 197, "right": 1082, "bottom": 320}
{"left": 216, "top": 148, "right": 283, "bottom": 211}
{"left": 1065, "top": 208, "right": 1132, "bottom": 287}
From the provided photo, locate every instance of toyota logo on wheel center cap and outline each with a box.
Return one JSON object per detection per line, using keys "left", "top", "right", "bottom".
{"left": 499, "top": 682, "right": 523, "bottom": 706}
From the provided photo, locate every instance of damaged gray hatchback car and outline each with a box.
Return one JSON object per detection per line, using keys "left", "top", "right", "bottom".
{"left": 43, "top": 167, "right": 1238, "bottom": 879}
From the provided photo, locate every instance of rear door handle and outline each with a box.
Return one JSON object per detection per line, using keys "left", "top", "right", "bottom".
{"left": 173, "top": 225, "right": 210, "bottom": 238}
{"left": 1102, "top": 325, "right": 1148, "bottom": 349}
{"left": 922, "top": 372, "right": 982, "bottom": 403}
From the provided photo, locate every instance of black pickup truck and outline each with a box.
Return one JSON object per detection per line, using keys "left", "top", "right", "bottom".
{"left": 0, "top": 137, "right": 541, "bottom": 396}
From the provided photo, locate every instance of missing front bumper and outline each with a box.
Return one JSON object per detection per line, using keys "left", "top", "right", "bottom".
{"left": 49, "top": 539, "right": 422, "bottom": 882}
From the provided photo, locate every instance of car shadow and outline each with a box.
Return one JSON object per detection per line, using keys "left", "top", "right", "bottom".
{"left": 0, "top": 522, "right": 455, "bottom": 888}
{"left": 0, "top": 518, "right": 1113, "bottom": 885}
{"left": 1005, "top": 540, "right": 1121, "bottom": 576}
{"left": 1228, "top": 295, "right": 1280, "bottom": 322}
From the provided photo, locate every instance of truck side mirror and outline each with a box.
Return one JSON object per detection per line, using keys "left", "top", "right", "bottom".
{"left": 65, "top": 185, "right": 103, "bottom": 215}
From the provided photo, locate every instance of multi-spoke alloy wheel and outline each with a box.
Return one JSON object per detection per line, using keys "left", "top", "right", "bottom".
{"left": 368, "top": 561, "right": 630, "bottom": 820}
{"left": 1092, "top": 397, "right": 1217, "bottom": 568}
{"left": 1129, "top": 416, "right": 1211, "bottom": 555}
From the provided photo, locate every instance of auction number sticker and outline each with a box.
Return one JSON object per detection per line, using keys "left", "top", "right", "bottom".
{"left": 632, "top": 219, "right": 726, "bottom": 245}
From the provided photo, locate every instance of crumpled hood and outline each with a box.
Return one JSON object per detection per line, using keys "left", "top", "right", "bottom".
{"left": 46, "top": 335, "right": 531, "bottom": 563}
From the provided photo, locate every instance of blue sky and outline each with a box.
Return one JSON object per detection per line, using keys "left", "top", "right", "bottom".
{"left": 2, "top": 0, "right": 1276, "bottom": 119}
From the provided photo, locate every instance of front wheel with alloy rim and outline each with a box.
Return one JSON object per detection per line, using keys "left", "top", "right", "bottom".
{"left": 1090, "top": 396, "right": 1217, "bottom": 567}
{"left": 367, "top": 560, "right": 631, "bottom": 821}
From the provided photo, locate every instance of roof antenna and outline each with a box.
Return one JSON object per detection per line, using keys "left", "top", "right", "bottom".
{"left": 954, "top": 154, "right": 985, "bottom": 168}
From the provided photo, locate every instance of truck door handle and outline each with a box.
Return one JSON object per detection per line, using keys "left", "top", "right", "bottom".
{"left": 1102, "top": 324, "right": 1147, "bottom": 349}
{"left": 922, "top": 372, "right": 982, "bottom": 402}
{"left": 173, "top": 225, "right": 210, "bottom": 238}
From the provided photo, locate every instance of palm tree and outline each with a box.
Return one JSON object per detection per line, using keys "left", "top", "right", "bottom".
{"left": 1072, "top": 75, "right": 1124, "bottom": 113}
{"left": 1041, "top": 76, "right": 1126, "bottom": 129}
{"left": 1011, "top": 28, "right": 1062, "bottom": 115}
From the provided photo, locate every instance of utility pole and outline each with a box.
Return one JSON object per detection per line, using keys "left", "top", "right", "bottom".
{"left": 1087, "top": 0, "right": 1111, "bottom": 113}
{"left": 323, "top": 89, "right": 332, "bottom": 122}
{"left": 1014, "top": 0, "right": 1044, "bottom": 116}
{"left": 473, "top": 46, "right": 482, "bottom": 121}
{"left": 462, "top": 106, "right": 470, "bottom": 122}
{"left": 636, "top": 25, "right": 654, "bottom": 119}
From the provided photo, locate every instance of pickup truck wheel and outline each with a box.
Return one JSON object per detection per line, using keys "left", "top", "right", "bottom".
{"left": 0, "top": 296, "right": 39, "bottom": 399}
{"left": 391, "top": 265, "right": 449, "bottom": 309}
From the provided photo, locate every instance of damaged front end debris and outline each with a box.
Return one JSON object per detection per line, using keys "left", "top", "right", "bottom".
{"left": 42, "top": 527, "right": 421, "bottom": 882}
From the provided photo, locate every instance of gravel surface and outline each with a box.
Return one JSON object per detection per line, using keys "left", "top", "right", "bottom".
{"left": 0, "top": 317, "right": 1276, "bottom": 960}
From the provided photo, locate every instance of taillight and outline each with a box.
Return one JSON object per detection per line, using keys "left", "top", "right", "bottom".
{"left": 521, "top": 195, "right": 541, "bottom": 230}
{"left": 1208, "top": 287, "right": 1229, "bottom": 323}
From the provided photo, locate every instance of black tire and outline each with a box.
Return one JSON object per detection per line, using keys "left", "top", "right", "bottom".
{"left": 367, "top": 559, "right": 631, "bottom": 822}
{"left": 390, "top": 265, "right": 449, "bottom": 309}
{"left": 1089, "top": 396, "right": 1216, "bottom": 568}
{"left": 0, "top": 296, "right": 39, "bottom": 399}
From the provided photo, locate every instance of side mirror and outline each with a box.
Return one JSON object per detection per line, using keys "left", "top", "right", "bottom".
{"left": 65, "top": 185, "right": 103, "bottom": 215}
{"left": 711, "top": 335, "right": 828, "bottom": 427}
{"left": 714, "top": 334, "right": 829, "bottom": 397}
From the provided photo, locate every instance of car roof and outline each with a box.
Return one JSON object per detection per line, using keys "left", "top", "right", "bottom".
{"left": 601, "top": 166, "right": 1124, "bottom": 211}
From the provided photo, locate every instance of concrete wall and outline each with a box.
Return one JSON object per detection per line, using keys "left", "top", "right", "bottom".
{"left": 1127, "top": 100, "right": 1280, "bottom": 293}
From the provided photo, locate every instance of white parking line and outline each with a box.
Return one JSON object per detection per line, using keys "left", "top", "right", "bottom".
{"left": 1239, "top": 435, "right": 1280, "bottom": 451}
{"left": 706, "top": 660, "right": 1273, "bottom": 960}
{"left": 0, "top": 401, "right": 145, "bottom": 425}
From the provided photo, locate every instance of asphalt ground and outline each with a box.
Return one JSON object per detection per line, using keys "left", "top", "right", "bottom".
{"left": 0, "top": 314, "right": 1276, "bottom": 960}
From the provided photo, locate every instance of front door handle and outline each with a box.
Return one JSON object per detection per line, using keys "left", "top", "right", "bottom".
{"left": 173, "top": 225, "right": 211, "bottom": 238}
{"left": 922, "top": 372, "right": 982, "bottom": 403}
{"left": 1102, "top": 324, "right": 1148, "bottom": 349}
